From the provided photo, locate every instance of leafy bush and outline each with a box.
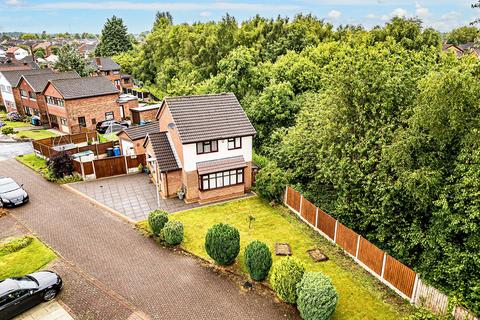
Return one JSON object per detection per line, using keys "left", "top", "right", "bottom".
{"left": 296, "top": 272, "right": 338, "bottom": 320}
{"left": 254, "top": 161, "right": 291, "bottom": 203}
{"left": 148, "top": 210, "right": 169, "bottom": 236}
{"left": 41, "top": 168, "right": 57, "bottom": 182}
{"left": 0, "top": 236, "right": 33, "bottom": 257}
{"left": 56, "top": 173, "right": 83, "bottom": 184}
{"left": 1, "top": 127, "right": 15, "bottom": 135}
{"left": 270, "top": 256, "right": 305, "bottom": 303}
{"left": 163, "top": 220, "right": 184, "bottom": 245}
{"left": 205, "top": 223, "right": 240, "bottom": 266}
{"left": 244, "top": 240, "right": 272, "bottom": 281}
{"left": 47, "top": 152, "right": 74, "bottom": 179}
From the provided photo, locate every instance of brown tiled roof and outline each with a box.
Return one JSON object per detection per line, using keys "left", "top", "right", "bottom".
{"left": 119, "top": 122, "right": 159, "bottom": 141}
{"left": 48, "top": 76, "right": 119, "bottom": 99}
{"left": 1, "top": 69, "right": 52, "bottom": 87}
{"left": 197, "top": 155, "right": 246, "bottom": 175}
{"left": 144, "top": 132, "right": 180, "bottom": 172}
{"left": 22, "top": 71, "right": 79, "bottom": 93}
{"left": 90, "top": 57, "right": 120, "bottom": 71}
{"left": 159, "top": 93, "right": 256, "bottom": 144}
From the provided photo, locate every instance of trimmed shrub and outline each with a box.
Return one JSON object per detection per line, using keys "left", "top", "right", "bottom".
{"left": 163, "top": 220, "right": 184, "bottom": 245}
{"left": 47, "top": 152, "right": 74, "bottom": 179}
{"left": 0, "top": 236, "right": 34, "bottom": 257}
{"left": 244, "top": 240, "right": 272, "bottom": 281}
{"left": 205, "top": 223, "right": 240, "bottom": 266}
{"left": 148, "top": 210, "right": 169, "bottom": 236}
{"left": 1, "top": 127, "right": 15, "bottom": 135}
{"left": 254, "top": 161, "right": 291, "bottom": 203}
{"left": 270, "top": 256, "right": 305, "bottom": 303}
{"left": 296, "top": 272, "right": 338, "bottom": 320}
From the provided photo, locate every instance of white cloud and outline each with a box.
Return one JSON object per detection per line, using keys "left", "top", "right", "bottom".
{"left": 11, "top": 1, "right": 301, "bottom": 11}
{"left": 200, "top": 11, "right": 211, "bottom": 17}
{"left": 5, "top": 0, "right": 22, "bottom": 5}
{"left": 327, "top": 10, "right": 341, "bottom": 19}
{"left": 366, "top": 13, "right": 376, "bottom": 19}
{"left": 391, "top": 8, "right": 407, "bottom": 18}
{"left": 415, "top": 3, "right": 430, "bottom": 18}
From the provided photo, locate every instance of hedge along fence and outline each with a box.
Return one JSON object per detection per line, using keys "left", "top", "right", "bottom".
{"left": 284, "top": 187, "right": 478, "bottom": 320}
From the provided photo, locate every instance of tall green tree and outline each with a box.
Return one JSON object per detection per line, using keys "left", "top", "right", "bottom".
{"left": 54, "top": 44, "right": 92, "bottom": 77}
{"left": 95, "top": 15, "right": 133, "bottom": 57}
{"left": 446, "top": 26, "right": 479, "bottom": 44}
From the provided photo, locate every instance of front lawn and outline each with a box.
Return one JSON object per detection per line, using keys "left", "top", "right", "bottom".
{"left": 2, "top": 120, "right": 33, "bottom": 129}
{"left": 15, "top": 129, "right": 57, "bottom": 140}
{"left": 0, "top": 236, "right": 56, "bottom": 280}
{"left": 16, "top": 153, "right": 47, "bottom": 172}
{"left": 145, "top": 197, "right": 413, "bottom": 320}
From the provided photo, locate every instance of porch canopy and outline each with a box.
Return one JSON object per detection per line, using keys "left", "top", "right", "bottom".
{"left": 197, "top": 156, "right": 246, "bottom": 175}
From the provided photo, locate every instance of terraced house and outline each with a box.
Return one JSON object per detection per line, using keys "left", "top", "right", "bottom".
{"left": 17, "top": 71, "right": 80, "bottom": 122}
{"left": 143, "top": 93, "right": 256, "bottom": 204}
{"left": 42, "top": 76, "right": 121, "bottom": 133}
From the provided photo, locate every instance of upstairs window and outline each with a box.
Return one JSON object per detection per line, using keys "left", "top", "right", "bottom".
{"left": 28, "top": 91, "right": 36, "bottom": 99}
{"left": 228, "top": 137, "right": 242, "bottom": 150}
{"left": 196, "top": 140, "right": 218, "bottom": 154}
{"left": 46, "top": 96, "right": 64, "bottom": 107}
{"left": 20, "top": 89, "right": 27, "bottom": 97}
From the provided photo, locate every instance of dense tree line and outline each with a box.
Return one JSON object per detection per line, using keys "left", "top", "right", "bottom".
{"left": 113, "top": 13, "right": 478, "bottom": 313}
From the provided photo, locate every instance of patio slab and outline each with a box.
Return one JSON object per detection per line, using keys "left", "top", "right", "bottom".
{"left": 69, "top": 174, "right": 200, "bottom": 221}
{"left": 14, "top": 300, "right": 73, "bottom": 320}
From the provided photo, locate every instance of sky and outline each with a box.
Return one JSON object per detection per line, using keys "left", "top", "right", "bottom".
{"left": 0, "top": 0, "right": 478, "bottom": 34}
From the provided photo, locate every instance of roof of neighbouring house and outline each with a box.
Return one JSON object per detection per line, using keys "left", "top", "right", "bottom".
{"left": 6, "top": 47, "right": 23, "bottom": 54}
{"left": 158, "top": 93, "right": 256, "bottom": 144}
{"left": 22, "top": 71, "right": 80, "bottom": 93}
{"left": 119, "top": 122, "right": 159, "bottom": 141}
{"left": 90, "top": 57, "right": 120, "bottom": 71}
{"left": 47, "top": 76, "right": 119, "bottom": 99}
{"left": 143, "top": 131, "right": 180, "bottom": 172}
{"left": 197, "top": 155, "right": 246, "bottom": 175}
{"left": 1, "top": 68, "right": 53, "bottom": 86}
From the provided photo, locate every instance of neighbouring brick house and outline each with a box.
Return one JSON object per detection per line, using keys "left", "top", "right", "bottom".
{"left": 117, "top": 93, "right": 139, "bottom": 120}
{"left": 90, "top": 57, "right": 121, "bottom": 89}
{"left": 143, "top": 93, "right": 256, "bottom": 204}
{"left": 121, "top": 74, "right": 133, "bottom": 89}
{"left": 0, "top": 69, "right": 51, "bottom": 114}
{"left": 17, "top": 71, "right": 80, "bottom": 122}
{"left": 129, "top": 103, "right": 160, "bottom": 124}
{"left": 42, "top": 76, "right": 120, "bottom": 133}
{"left": 117, "top": 122, "right": 159, "bottom": 155}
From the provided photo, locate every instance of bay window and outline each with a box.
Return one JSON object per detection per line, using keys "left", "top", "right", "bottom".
{"left": 200, "top": 168, "right": 244, "bottom": 190}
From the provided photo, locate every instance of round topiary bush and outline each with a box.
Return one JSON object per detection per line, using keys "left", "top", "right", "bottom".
{"left": 270, "top": 256, "right": 305, "bottom": 304}
{"left": 148, "top": 209, "right": 169, "bottom": 236}
{"left": 244, "top": 240, "right": 272, "bottom": 281}
{"left": 163, "top": 220, "right": 184, "bottom": 245}
{"left": 205, "top": 223, "right": 240, "bottom": 266}
{"left": 296, "top": 272, "right": 338, "bottom": 320}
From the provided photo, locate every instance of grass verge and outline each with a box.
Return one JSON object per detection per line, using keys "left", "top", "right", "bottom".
{"left": 16, "top": 153, "right": 47, "bottom": 172}
{"left": 139, "top": 197, "right": 415, "bottom": 320}
{"left": 15, "top": 129, "right": 57, "bottom": 140}
{"left": 0, "top": 236, "right": 56, "bottom": 280}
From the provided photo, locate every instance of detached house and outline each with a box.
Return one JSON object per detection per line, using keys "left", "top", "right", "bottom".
{"left": 6, "top": 47, "right": 29, "bottom": 61}
{"left": 17, "top": 71, "right": 80, "bottom": 121}
{"left": 143, "top": 93, "right": 256, "bottom": 204}
{"left": 42, "top": 76, "right": 120, "bottom": 133}
{"left": 90, "top": 57, "right": 121, "bottom": 88}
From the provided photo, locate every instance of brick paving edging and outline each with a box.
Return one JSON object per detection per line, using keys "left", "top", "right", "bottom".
{"left": 6, "top": 212, "right": 147, "bottom": 320}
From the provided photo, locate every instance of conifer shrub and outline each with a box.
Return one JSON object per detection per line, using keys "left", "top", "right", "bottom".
{"left": 163, "top": 220, "right": 184, "bottom": 245}
{"left": 148, "top": 209, "right": 168, "bottom": 236}
{"left": 244, "top": 240, "right": 272, "bottom": 281}
{"left": 205, "top": 223, "right": 240, "bottom": 266}
{"left": 270, "top": 256, "right": 305, "bottom": 303}
{"left": 296, "top": 272, "right": 338, "bottom": 320}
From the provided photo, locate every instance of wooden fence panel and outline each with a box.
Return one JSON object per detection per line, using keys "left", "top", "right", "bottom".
{"left": 126, "top": 154, "right": 146, "bottom": 168}
{"left": 300, "top": 198, "right": 316, "bottom": 226}
{"left": 291, "top": 189, "right": 301, "bottom": 212}
{"left": 413, "top": 279, "right": 449, "bottom": 315}
{"left": 72, "top": 160, "right": 82, "bottom": 174}
{"left": 94, "top": 156, "right": 127, "bottom": 179}
{"left": 96, "top": 141, "right": 116, "bottom": 155}
{"left": 357, "top": 237, "right": 384, "bottom": 276}
{"left": 453, "top": 306, "right": 479, "bottom": 320}
{"left": 383, "top": 255, "right": 416, "bottom": 298}
{"left": 316, "top": 209, "right": 336, "bottom": 240}
{"left": 286, "top": 187, "right": 296, "bottom": 208}
{"left": 335, "top": 222, "right": 359, "bottom": 256}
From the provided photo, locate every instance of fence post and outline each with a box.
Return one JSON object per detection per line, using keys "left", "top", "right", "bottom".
{"left": 381, "top": 253, "right": 387, "bottom": 279}
{"left": 80, "top": 161, "right": 85, "bottom": 180}
{"left": 92, "top": 160, "right": 96, "bottom": 179}
{"left": 355, "top": 235, "right": 361, "bottom": 258}
{"left": 411, "top": 274, "right": 419, "bottom": 303}
{"left": 124, "top": 155, "right": 128, "bottom": 174}
{"left": 333, "top": 220, "right": 338, "bottom": 243}
{"left": 315, "top": 207, "right": 319, "bottom": 228}
{"left": 284, "top": 187, "right": 288, "bottom": 205}
{"left": 299, "top": 195, "right": 303, "bottom": 214}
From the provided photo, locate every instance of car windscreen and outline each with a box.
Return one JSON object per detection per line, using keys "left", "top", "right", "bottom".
{"left": 0, "top": 180, "right": 19, "bottom": 193}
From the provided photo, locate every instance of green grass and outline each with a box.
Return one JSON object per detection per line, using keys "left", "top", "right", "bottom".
{"left": 0, "top": 236, "right": 56, "bottom": 280}
{"left": 15, "top": 129, "right": 57, "bottom": 140}
{"left": 16, "top": 153, "right": 47, "bottom": 172}
{"left": 145, "top": 197, "right": 414, "bottom": 320}
{"left": 2, "top": 120, "right": 33, "bottom": 128}
{"left": 97, "top": 133, "right": 119, "bottom": 142}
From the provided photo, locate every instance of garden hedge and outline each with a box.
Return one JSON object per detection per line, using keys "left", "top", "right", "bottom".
{"left": 205, "top": 223, "right": 240, "bottom": 266}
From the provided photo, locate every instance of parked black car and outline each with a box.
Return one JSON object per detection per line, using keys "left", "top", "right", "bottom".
{"left": 0, "top": 177, "right": 29, "bottom": 208}
{"left": 96, "top": 120, "right": 129, "bottom": 134}
{"left": 0, "top": 271, "right": 63, "bottom": 319}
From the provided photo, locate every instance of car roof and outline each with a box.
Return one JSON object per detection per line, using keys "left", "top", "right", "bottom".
{"left": 0, "top": 277, "right": 37, "bottom": 295}
{"left": 0, "top": 177, "right": 16, "bottom": 186}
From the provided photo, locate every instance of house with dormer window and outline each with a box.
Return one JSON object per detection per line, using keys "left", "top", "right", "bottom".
{"left": 143, "top": 93, "right": 256, "bottom": 204}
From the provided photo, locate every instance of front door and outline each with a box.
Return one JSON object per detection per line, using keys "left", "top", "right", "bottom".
{"left": 119, "top": 105, "right": 125, "bottom": 119}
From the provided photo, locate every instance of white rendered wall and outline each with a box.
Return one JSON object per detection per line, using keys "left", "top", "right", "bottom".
{"left": 0, "top": 73, "right": 15, "bottom": 110}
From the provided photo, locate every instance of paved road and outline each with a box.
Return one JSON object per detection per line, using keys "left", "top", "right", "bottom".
{"left": 0, "top": 160, "right": 295, "bottom": 320}
{"left": 0, "top": 141, "right": 33, "bottom": 160}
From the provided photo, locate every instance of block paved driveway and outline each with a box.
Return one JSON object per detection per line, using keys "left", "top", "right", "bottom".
{"left": 0, "top": 160, "right": 297, "bottom": 320}
{"left": 69, "top": 174, "right": 200, "bottom": 221}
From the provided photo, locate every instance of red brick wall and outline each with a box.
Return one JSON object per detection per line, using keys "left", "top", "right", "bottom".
{"left": 119, "top": 99, "right": 138, "bottom": 120}
{"left": 67, "top": 94, "right": 120, "bottom": 131}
